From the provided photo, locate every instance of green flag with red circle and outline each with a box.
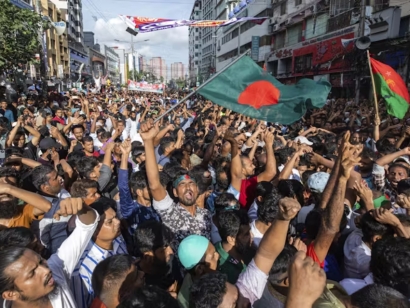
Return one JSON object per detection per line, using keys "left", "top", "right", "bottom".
{"left": 197, "top": 56, "right": 332, "bottom": 125}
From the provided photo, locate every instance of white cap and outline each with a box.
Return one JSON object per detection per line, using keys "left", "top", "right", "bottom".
{"left": 294, "top": 136, "right": 313, "bottom": 146}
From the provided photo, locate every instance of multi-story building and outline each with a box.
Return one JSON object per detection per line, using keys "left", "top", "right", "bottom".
{"left": 149, "top": 57, "right": 167, "bottom": 82}
{"left": 51, "top": 0, "right": 88, "bottom": 83}
{"left": 41, "top": 0, "right": 69, "bottom": 84}
{"left": 200, "top": 0, "right": 216, "bottom": 80}
{"left": 215, "top": 0, "right": 272, "bottom": 73}
{"left": 171, "top": 62, "right": 185, "bottom": 80}
{"left": 188, "top": 0, "right": 202, "bottom": 86}
{"left": 9, "top": 0, "right": 33, "bottom": 9}
{"left": 105, "top": 46, "right": 120, "bottom": 83}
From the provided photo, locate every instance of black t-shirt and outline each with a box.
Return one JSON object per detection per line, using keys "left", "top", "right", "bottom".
{"left": 22, "top": 141, "right": 37, "bottom": 161}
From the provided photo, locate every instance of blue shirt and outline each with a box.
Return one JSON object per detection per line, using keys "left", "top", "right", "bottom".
{"left": 3, "top": 110, "right": 14, "bottom": 124}
{"left": 118, "top": 169, "right": 160, "bottom": 234}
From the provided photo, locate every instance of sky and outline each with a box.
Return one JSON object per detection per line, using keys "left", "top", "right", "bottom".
{"left": 82, "top": 0, "right": 195, "bottom": 70}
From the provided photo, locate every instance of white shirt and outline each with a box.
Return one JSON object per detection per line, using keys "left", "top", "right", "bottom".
{"left": 250, "top": 220, "right": 264, "bottom": 248}
{"left": 278, "top": 165, "right": 301, "bottom": 181}
{"left": 344, "top": 229, "right": 371, "bottom": 279}
{"left": 4, "top": 212, "right": 100, "bottom": 308}
{"left": 71, "top": 236, "right": 128, "bottom": 308}
{"left": 236, "top": 259, "right": 268, "bottom": 305}
{"left": 339, "top": 273, "right": 374, "bottom": 295}
{"left": 248, "top": 200, "right": 258, "bottom": 222}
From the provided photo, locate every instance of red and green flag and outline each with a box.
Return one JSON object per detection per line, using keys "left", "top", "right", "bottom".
{"left": 197, "top": 56, "right": 331, "bottom": 125}
{"left": 370, "top": 57, "right": 410, "bottom": 119}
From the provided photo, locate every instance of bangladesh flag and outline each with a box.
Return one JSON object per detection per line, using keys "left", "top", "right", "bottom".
{"left": 197, "top": 56, "right": 331, "bottom": 125}
{"left": 370, "top": 57, "right": 410, "bottom": 119}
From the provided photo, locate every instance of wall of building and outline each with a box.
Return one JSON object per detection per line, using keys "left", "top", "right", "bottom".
{"left": 41, "top": 0, "right": 69, "bottom": 79}
{"left": 188, "top": 0, "right": 202, "bottom": 86}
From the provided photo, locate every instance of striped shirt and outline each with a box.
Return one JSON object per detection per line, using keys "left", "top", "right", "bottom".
{"left": 71, "top": 236, "right": 128, "bottom": 308}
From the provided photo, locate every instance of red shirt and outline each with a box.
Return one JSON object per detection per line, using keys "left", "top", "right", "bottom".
{"left": 307, "top": 242, "right": 325, "bottom": 268}
{"left": 239, "top": 176, "right": 258, "bottom": 210}
{"left": 90, "top": 298, "right": 107, "bottom": 308}
{"left": 52, "top": 116, "right": 65, "bottom": 125}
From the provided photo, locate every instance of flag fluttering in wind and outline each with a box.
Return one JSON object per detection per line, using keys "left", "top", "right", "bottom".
{"left": 369, "top": 57, "right": 410, "bottom": 119}
{"left": 197, "top": 56, "right": 331, "bottom": 125}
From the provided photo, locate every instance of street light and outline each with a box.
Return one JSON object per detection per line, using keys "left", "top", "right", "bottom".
{"left": 114, "top": 39, "right": 149, "bottom": 81}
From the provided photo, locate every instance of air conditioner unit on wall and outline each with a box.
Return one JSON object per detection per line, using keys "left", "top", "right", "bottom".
{"left": 270, "top": 17, "right": 278, "bottom": 24}
{"left": 274, "top": 24, "right": 280, "bottom": 31}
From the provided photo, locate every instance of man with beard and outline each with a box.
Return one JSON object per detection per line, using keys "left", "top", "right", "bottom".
{"left": 0, "top": 197, "right": 99, "bottom": 308}
{"left": 216, "top": 210, "right": 252, "bottom": 284}
{"left": 0, "top": 183, "right": 51, "bottom": 228}
{"left": 133, "top": 220, "right": 180, "bottom": 294}
{"left": 141, "top": 121, "right": 211, "bottom": 251}
{"left": 71, "top": 198, "right": 127, "bottom": 308}
{"left": 31, "top": 164, "right": 71, "bottom": 254}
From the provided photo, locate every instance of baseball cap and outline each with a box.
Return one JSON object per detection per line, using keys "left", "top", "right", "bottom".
{"left": 39, "top": 137, "right": 62, "bottom": 150}
{"left": 178, "top": 235, "right": 209, "bottom": 270}
{"left": 294, "top": 136, "right": 313, "bottom": 146}
{"left": 131, "top": 146, "right": 145, "bottom": 158}
{"left": 394, "top": 156, "right": 410, "bottom": 166}
{"left": 307, "top": 172, "right": 330, "bottom": 193}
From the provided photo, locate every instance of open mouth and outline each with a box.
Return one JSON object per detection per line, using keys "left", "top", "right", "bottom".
{"left": 184, "top": 191, "right": 193, "bottom": 199}
{"left": 45, "top": 274, "right": 54, "bottom": 286}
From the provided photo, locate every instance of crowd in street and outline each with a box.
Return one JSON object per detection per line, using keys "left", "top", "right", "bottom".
{"left": 0, "top": 84, "right": 410, "bottom": 308}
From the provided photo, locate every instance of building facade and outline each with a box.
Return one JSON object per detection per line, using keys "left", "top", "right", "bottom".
{"left": 171, "top": 62, "right": 185, "bottom": 80}
{"left": 200, "top": 0, "right": 216, "bottom": 80}
{"left": 149, "top": 57, "right": 167, "bottom": 82}
{"left": 188, "top": 0, "right": 202, "bottom": 86}
{"left": 105, "top": 46, "right": 120, "bottom": 83}
{"left": 41, "top": 0, "right": 69, "bottom": 83}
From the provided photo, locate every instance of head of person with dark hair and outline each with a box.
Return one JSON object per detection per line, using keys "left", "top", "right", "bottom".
{"left": 70, "top": 179, "right": 100, "bottom": 205}
{"left": 397, "top": 178, "right": 410, "bottom": 195}
{"left": 371, "top": 236, "right": 410, "bottom": 297}
{"left": 359, "top": 147, "right": 377, "bottom": 174}
{"left": 0, "top": 166, "right": 19, "bottom": 186}
{"left": 215, "top": 166, "right": 230, "bottom": 193}
{"left": 71, "top": 124, "right": 85, "bottom": 141}
{"left": 77, "top": 156, "right": 101, "bottom": 181}
{"left": 388, "top": 163, "right": 409, "bottom": 189}
{"left": 82, "top": 135, "right": 95, "bottom": 156}
{"left": 159, "top": 136, "right": 176, "bottom": 158}
{"left": 189, "top": 166, "right": 212, "bottom": 195}
{"left": 0, "top": 227, "right": 45, "bottom": 257}
{"left": 189, "top": 272, "right": 239, "bottom": 308}
{"left": 32, "top": 164, "right": 61, "bottom": 196}
{"left": 217, "top": 210, "right": 251, "bottom": 282}
{"left": 0, "top": 246, "right": 59, "bottom": 305}
{"left": 131, "top": 145, "right": 146, "bottom": 166}
{"left": 214, "top": 193, "right": 240, "bottom": 213}
{"left": 267, "top": 244, "right": 297, "bottom": 292}
{"left": 360, "top": 211, "right": 395, "bottom": 249}
{"left": 275, "top": 147, "right": 296, "bottom": 166}
{"left": 254, "top": 181, "right": 274, "bottom": 207}
{"left": 376, "top": 138, "right": 397, "bottom": 156}
{"left": 257, "top": 190, "right": 281, "bottom": 225}
{"left": 66, "top": 150, "right": 86, "bottom": 171}
{"left": 277, "top": 180, "right": 305, "bottom": 207}
{"left": 91, "top": 254, "right": 144, "bottom": 308}
{"left": 132, "top": 221, "right": 176, "bottom": 290}
{"left": 239, "top": 155, "right": 256, "bottom": 177}
{"left": 346, "top": 284, "right": 410, "bottom": 308}
{"left": 129, "top": 171, "right": 151, "bottom": 206}
{"left": 324, "top": 142, "right": 338, "bottom": 156}
{"left": 118, "top": 286, "right": 179, "bottom": 308}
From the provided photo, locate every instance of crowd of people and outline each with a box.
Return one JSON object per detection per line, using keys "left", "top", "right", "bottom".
{"left": 0, "top": 85, "right": 410, "bottom": 308}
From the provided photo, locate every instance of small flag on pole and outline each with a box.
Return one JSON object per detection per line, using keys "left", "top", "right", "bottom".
{"left": 369, "top": 57, "right": 410, "bottom": 119}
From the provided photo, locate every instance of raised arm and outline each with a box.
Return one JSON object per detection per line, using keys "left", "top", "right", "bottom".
{"left": 140, "top": 121, "right": 167, "bottom": 201}
{"left": 22, "top": 123, "right": 41, "bottom": 147}
{"left": 6, "top": 116, "right": 22, "bottom": 147}
{"left": 257, "top": 131, "right": 276, "bottom": 182}
{"left": 254, "top": 197, "right": 301, "bottom": 274}
{"left": 313, "top": 133, "right": 362, "bottom": 263}
{"left": 0, "top": 184, "right": 51, "bottom": 216}
{"left": 224, "top": 130, "right": 242, "bottom": 191}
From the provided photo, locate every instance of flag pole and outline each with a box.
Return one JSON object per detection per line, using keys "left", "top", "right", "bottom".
{"left": 154, "top": 50, "right": 251, "bottom": 123}
{"left": 366, "top": 50, "right": 379, "bottom": 117}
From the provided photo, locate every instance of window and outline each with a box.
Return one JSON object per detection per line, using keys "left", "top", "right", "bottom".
{"left": 295, "top": 0, "right": 302, "bottom": 5}
{"left": 280, "top": 2, "right": 287, "bottom": 15}
{"left": 275, "top": 31, "right": 286, "bottom": 49}
{"left": 231, "top": 28, "right": 239, "bottom": 39}
{"left": 294, "top": 54, "right": 312, "bottom": 72}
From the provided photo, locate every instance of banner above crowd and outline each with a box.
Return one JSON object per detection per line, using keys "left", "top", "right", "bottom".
{"left": 119, "top": 15, "right": 268, "bottom": 33}
{"left": 128, "top": 81, "right": 165, "bottom": 93}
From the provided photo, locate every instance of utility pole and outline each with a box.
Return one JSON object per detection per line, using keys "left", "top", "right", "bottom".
{"left": 355, "top": 0, "right": 366, "bottom": 103}
{"left": 130, "top": 34, "right": 136, "bottom": 81}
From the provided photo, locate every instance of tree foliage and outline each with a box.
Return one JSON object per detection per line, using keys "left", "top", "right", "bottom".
{"left": 0, "top": 0, "right": 47, "bottom": 70}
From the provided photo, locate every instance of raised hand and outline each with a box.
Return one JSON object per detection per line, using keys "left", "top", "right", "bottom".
{"left": 397, "top": 193, "right": 410, "bottom": 209}
{"left": 353, "top": 180, "right": 373, "bottom": 202}
{"left": 370, "top": 208, "right": 400, "bottom": 227}
{"left": 277, "top": 197, "right": 301, "bottom": 221}
{"left": 53, "top": 198, "right": 83, "bottom": 221}
{"left": 120, "top": 140, "right": 132, "bottom": 155}
{"left": 140, "top": 121, "right": 160, "bottom": 142}
{"left": 286, "top": 251, "right": 326, "bottom": 307}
